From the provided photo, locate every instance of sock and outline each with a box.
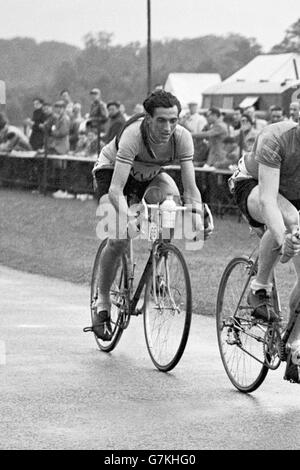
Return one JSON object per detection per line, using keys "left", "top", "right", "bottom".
{"left": 250, "top": 279, "right": 273, "bottom": 294}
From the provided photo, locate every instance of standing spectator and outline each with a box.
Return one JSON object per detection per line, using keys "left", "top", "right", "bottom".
{"left": 289, "top": 101, "right": 300, "bottom": 123}
{"left": 119, "top": 103, "right": 130, "bottom": 121}
{"left": 47, "top": 101, "right": 70, "bottom": 155}
{"left": 181, "top": 102, "right": 208, "bottom": 167}
{"left": 0, "top": 112, "right": 31, "bottom": 152}
{"left": 214, "top": 136, "right": 239, "bottom": 170}
{"left": 60, "top": 89, "right": 74, "bottom": 118}
{"left": 102, "top": 101, "right": 126, "bottom": 144}
{"left": 153, "top": 84, "right": 164, "bottom": 92}
{"left": 243, "top": 106, "right": 267, "bottom": 131}
{"left": 269, "top": 105, "right": 284, "bottom": 124}
{"left": 133, "top": 103, "right": 144, "bottom": 115}
{"left": 74, "top": 130, "right": 88, "bottom": 155}
{"left": 88, "top": 88, "right": 108, "bottom": 131}
{"left": 88, "top": 88, "right": 108, "bottom": 156}
{"left": 180, "top": 102, "right": 207, "bottom": 135}
{"left": 195, "top": 107, "right": 228, "bottom": 167}
{"left": 69, "top": 102, "right": 84, "bottom": 151}
{"left": 236, "top": 113, "right": 259, "bottom": 157}
{"left": 39, "top": 102, "right": 55, "bottom": 145}
{"left": 232, "top": 107, "right": 242, "bottom": 130}
{"left": 29, "top": 98, "right": 46, "bottom": 150}
{"left": 85, "top": 128, "right": 98, "bottom": 156}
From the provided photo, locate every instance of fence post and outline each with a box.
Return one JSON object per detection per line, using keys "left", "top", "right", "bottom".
{"left": 42, "top": 131, "right": 49, "bottom": 195}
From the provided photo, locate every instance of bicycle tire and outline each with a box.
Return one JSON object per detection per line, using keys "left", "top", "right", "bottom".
{"left": 144, "top": 243, "right": 192, "bottom": 372}
{"left": 90, "top": 238, "right": 129, "bottom": 353}
{"left": 216, "top": 256, "right": 269, "bottom": 393}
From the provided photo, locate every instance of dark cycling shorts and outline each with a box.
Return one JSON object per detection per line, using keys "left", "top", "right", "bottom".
{"left": 234, "top": 178, "right": 300, "bottom": 228}
{"left": 94, "top": 168, "right": 166, "bottom": 204}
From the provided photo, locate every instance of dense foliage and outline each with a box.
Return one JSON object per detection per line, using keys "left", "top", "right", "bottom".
{"left": 1, "top": 18, "right": 299, "bottom": 124}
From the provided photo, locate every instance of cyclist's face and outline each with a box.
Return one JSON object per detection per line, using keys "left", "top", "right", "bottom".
{"left": 148, "top": 106, "right": 179, "bottom": 143}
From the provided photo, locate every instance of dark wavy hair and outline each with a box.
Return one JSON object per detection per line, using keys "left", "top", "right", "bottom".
{"left": 143, "top": 90, "right": 182, "bottom": 117}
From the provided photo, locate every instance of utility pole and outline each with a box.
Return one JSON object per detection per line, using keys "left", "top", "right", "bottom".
{"left": 147, "top": 0, "right": 152, "bottom": 95}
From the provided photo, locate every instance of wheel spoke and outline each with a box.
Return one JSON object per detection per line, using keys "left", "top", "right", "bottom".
{"left": 216, "top": 257, "right": 269, "bottom": 392}
{"left": 144, "top": 244, "right": 192, "bottom": 372}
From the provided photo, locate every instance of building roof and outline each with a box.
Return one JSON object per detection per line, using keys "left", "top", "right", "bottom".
{"left": 203, "top": 53, "right": 300, "bottom": 96}
{"left": 225, "top": 53, "right": 300, "bottom": 83}
{"left": 0, "top": 81, "right": 5, "bottom": 104}
{"left": 203, "top": 79, "right": 300, "bottom": 95}
{"left": 164, "top": 73, "right": 221, "bottom": 107}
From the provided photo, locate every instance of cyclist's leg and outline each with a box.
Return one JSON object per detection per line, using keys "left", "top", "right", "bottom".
{"left": 240, "top": 184, "right": 299, "bottom": 320}
{"left": 287, "top": 255, "right": 300, "bottom": 346}
{"left": 247, "top": 186, "right": 299, "bottom": 287}
{"left": 145, "top": 171, "right": 180, "bottom": 204}
{"left": 93, "top": 168, "right": 128, "bottom": 339}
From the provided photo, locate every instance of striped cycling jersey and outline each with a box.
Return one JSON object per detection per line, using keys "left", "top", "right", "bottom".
{"left": 93, "top": 118, "right": 194, "bottom": 182}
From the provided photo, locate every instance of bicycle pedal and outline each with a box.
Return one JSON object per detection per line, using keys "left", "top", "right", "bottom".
{"left": 83, "top": 326, "right": 94, "bottom": 333}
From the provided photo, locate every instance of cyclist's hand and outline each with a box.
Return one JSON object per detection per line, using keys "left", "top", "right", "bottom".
{"left": 280, "top": 231, "right": 300, "bottom": 263}
{"left": 127, "top": 203, "right": 147, "bottom": 239}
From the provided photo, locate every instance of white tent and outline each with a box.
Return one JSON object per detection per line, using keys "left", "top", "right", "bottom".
{"left": 164, "top": 73, "right": 221, "bottom": 109}
{"left": 224, "top": 53, "right": 300, "bottom": 84}
{"left": 0, "top": 81, "right": 5, "bottom": 104}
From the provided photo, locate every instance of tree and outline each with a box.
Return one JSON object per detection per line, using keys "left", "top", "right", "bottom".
{"left": 271, "top": 18, "right": 300, "bottom": 53}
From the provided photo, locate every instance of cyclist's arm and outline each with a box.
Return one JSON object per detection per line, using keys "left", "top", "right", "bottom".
{"left": 258, "top": 163, "right": 286, "bottom": 246}
{"left": 180, "top": 159, "right": 202, "bottom": 206}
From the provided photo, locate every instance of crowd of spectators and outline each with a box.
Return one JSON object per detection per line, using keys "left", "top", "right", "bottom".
{"left": 0, "top": 85, "right": 299, "bottom": 176}
{"left": 180, "top": 100, "right": 300, "bottom": 171}
{"left": 0, "top": 87, "right": 144, "bottom": 158}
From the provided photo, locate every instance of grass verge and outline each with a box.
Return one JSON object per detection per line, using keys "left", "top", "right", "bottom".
{"left": 0, "top": 188, "right": 295, "bottom": 317}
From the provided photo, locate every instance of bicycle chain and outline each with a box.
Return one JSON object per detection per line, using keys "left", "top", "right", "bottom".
{"left": 263, "top": 325, "right": 282, "bottom": 370}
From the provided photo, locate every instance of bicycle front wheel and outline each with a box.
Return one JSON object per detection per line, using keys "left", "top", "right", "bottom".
{"left": 90, "top": 239, "right": 128, "bottom": 353}
{"left": 144, "top": 244, "right": 192, "bottom": 372}
{"left": 216, "top": 256, "right": 269, "bottom": 393}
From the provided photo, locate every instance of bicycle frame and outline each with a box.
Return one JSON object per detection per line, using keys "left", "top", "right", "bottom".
{"left": 124, "top": 200, "right": 186, "bottom": 317}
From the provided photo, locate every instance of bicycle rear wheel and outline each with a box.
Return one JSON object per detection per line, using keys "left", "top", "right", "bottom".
{"left": 144, "top": 243, "right": 192, "bottom": 372}
{"left": 90, "top": 239, "right": 128, "bottom": 352}
{"left": 216, "top": 256, "right": 269, "bottom": 393}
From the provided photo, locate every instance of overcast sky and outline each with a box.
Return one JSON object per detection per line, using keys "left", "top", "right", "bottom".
{"left": 1, "top": 0, "right": 300, "bottom": 51}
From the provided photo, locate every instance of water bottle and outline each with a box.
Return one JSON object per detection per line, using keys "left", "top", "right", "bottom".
{"left": 160, "top": 194, "right": 177, "bottom": 229}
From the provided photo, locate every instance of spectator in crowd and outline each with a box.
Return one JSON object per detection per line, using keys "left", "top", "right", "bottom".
{"left": 195, "top": 107, "right": 228, "bottom": 167}
{"left": 232, "top": 107, "right": 242, "bottom": 130}
{"left": 222, "top": 112, "right": 235, "bottom": 136}
{"left": 180, "top": 101, "right": 208, "bottom": 167}
{"left": 119, "top": 103, "right": 130, "bottom": 121}
{"left": 289, "top": 101, "right": 300, "bottom": 123}
{"left": 133, "top": 103, "right": 144, "bottom": 115}
{"left": 60, "top": 89, "right": 74, "bottom": 118}
{"left": 69, "top": 102, "right": 84, "bottom": 151}
{"left": 243, "top": 105, "right": 267, "bottom": 131}
{"left": 153, "top": 84, "right": 164, "bottom": 92}
{"left": 236, "top": 113, "right": 259, "bottom": 157}
{"left": 180, "top": 102, "right": 207, "bottom": 135}
{"left": 39, "top": 102, "right": 55, "bottom": 147}
{"left": 0, "top": 112, "right": 31, "bottom": 152}
{"left": 74, "top": 130, "right": 88, "bottom": 155}
{"left": 47, "top": 100, "right": 70, "bottom": 155}
{"left": 214, "top": 136, "right": 239, "bottom": 170}
{"left": 268, "top": 105, "right": 284, "bottom": 124}
{"left": 29, "top": 98, "right": 47, "bottom": 150}
{"left": 85, "top": 128, "right": 98, "bottom": 156}
{"left": 88, "top": 88, "right": 108, "bottom": 132}
{"left": 102, "top": 101, "right": 126, "bottom": 144}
